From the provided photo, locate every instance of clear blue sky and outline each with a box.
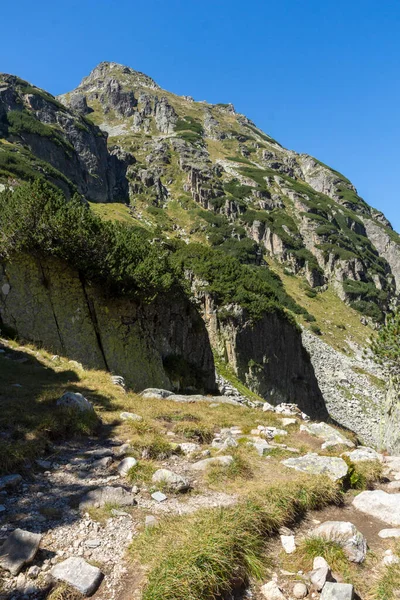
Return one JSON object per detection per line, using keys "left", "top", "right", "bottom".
{"left": 2, "top": 0, "right": 400, "bottom": 230}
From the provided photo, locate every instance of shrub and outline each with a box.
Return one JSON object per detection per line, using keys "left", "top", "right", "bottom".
{"left": 310, "top": 324, "right": 322, "bottom": 335}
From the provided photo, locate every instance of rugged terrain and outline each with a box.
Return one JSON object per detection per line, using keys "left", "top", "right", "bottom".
{"left": 1, "top": 61, "right": 400, "bottom": 598}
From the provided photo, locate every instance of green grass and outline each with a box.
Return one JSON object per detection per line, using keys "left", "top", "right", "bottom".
{"left": 127, "top": 461, "right": 158, "bottom": 485}
{"left": 374, "top": 553, "right": 400, "bottom": 600}
{"left": 132, "top": 477, "right": 341, "bottom": 600}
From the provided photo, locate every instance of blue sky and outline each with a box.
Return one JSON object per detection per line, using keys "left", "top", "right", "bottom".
{"left": 2, "top": 0, "right": 400, "bottom": 230}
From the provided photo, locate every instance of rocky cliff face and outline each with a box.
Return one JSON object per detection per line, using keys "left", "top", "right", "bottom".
{"left": 0, "top": 255, "right": 216, "bottom": 392}
{"left": 0, "top": 74, "right": 131, "bottom": 202}
{"left": 201, "top": 294, "right": 328, "bottom": 418}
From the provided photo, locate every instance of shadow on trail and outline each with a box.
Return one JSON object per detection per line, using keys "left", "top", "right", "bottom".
{"left": 0, "top": 341, "right": 131, "bottom": 598}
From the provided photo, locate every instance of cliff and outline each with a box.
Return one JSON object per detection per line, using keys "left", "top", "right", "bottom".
{"left": 0, "top": 254, "right": 216, "bottom": 392}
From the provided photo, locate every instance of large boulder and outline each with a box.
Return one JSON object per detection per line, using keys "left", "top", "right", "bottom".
{"left": 343, "top": 447, "right": 383, "bottom": 462}
{"left": 282, "top": 453, "right": 348, "bottom": 481}
{"left": 309, "top": 521, "right": 367, "bottom": 563}
{"left": 191, "top": 456, "right": 234, "bottom": 471}
{"left": 353, "top": 490, "right": 400, "bottom": 526}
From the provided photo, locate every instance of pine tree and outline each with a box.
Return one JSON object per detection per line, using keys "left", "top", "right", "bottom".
{"left": 370, "top": 310, "right": 400, "bottom": 382}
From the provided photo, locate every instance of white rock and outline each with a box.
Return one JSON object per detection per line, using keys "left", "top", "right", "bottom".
{"left": 280, "top": 534, "right": 296, "bottom": 554}
{"left": 310, "top": 566, "right": 331, "bottom": 591}
{"left": 260, "top": 580, "right": 286, "bottom": 600}
{"left": 117, "top": 457, "right": 137, "bottom": 476}
{"left": 281, "top": 418, "right": 297, "bottom": 427}
{"left": 151, "top": 491, "right": 167, "bottom": 502}
{"left": 309, "top": 521, "right": 367, "bottom": 563}
{"left": 379, "top": 528, "right": 400, "bottom": 538}
{"left": 313, "top": 556, "right": 329, "bottom": 570}
{"left": 179, "top": 442, "right": 201, "bottom": 455}
{"left": 293, "top": 582, "right": 308, "bottom": 598}
{"left": 300, "top": 423, "right": 354, "bottom": 449}
{"left": 57, "top": 392, "right": 94, "bottom": 412}
{"left": 343, "top": 447, "right": 382, "bottom": 462}
{"left": 120, "top": 412, "right": 142, "bottom": 421}
{"left": 353, "top": 490, "right": 400, "bottom": 526}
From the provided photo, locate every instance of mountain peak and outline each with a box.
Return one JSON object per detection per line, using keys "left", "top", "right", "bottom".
{"left": 79, "top": 61, "right": 160, "bottom": 91}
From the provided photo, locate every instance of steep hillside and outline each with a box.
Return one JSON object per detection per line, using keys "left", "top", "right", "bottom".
{"left": 57, "top": 61, "right": 400, "bottom": 324}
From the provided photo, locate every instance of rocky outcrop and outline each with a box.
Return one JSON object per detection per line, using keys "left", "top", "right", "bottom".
{"left": 202, "top": 295, "right": 328, "bottom": 419}
{"left": 363, "top": 218, "right": 400, "bottom": 292}
{"left": 0, "top": 255, "right": 216, "bottom": 392}
{"left": 0, "top": 74, "right": 131, "bottom": 203}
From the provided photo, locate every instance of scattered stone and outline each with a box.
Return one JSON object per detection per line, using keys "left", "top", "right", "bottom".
{"left": 51, "top": 556, "right": 103, "bottom": 596}
{"left": 309, "top": 521, "right": 367, "bottom": 563}
{"left": 320, "top": 582, "right": 353, "bottom": 600}
{"left": 379, "top": 528, "right": 400, "bottom": 538}
{"left": 27, "top": 565, "right": 40, "bottom": 579}
{"left": 112, "top": 375, "right": 126, "bottom": 388}
{"left": 281, "top": 418, "right": 297, "bottom": 427}
{"left": 262, "top": 402, "right": 275, "bottom": 412}
{"left": 313, "top": 557, "right": 329, "bottom": 570}
{"left": 79, "top": 486, "right": 137, "bottom": 510}
{"left": 85, "top": 539, "right": 101, "bottom": 548}
{"left": 151, "top": 491, "right": 167, "bottom": 502}
{"left": 0, "top": 529, "right": 42, "bottom": 575}
{"left": 343, "top": 447, "right": 382, "bottom": 462}
{"left": 57, "top": 391, "right": 94, "bottom": 412}
{"left": 280, "top": 534, "right": 296, "bottom": 554}
{"left": 300, "top": 423, "right": 354, "bottom": 449}
{"left": 282, "top": 454, "right": 348, "bottom": 481}
{"left": 152, "top": 469, "right": 190, "bottom": 492}
{"left": 293, "top": 583, "right": 308, "bottom": 598}
{"left": 383, "top": 550, "right": 400, "bottom": 566}
{"left": 140, "top": 388, "right": 172, "bottom": 399}
{"left": 120, "top": 412, "right": 142, "bottom": 421}
{"left": 36, "top": 459, "right": 52, "bottom": 469}
{"left": 191, "top": 455, "right": 234, "bottom": 471}
{"left": 0, "top": 474, "right": 22, "bottom": 490}
{"left": 92, "top": 457, "right": 112, "bottom": 469}
{"left": 261, "top": 580, "right": 286, "bottom": 600}
{"left": 145, "top": 515, "right": 158, "bottom": 528}
{"left": 310, "top": 566, "right": 332, "bottom": 591}
{"left": 117, "top": 457, "right": 137, "bottom": 476}
{"left": 114, "top": 443, "right": 130, "bottom": 458}
{"left": 250, "top": 439, "right": 271, "bottom": 457}
{"left": 85, "top": 447, "right": 113, "bottom": 459}
{"left": 353, "top": 490, "right": 400, "bottom": 526}
{"left": 179, "top": 442, "right": 201, "bottom": 455}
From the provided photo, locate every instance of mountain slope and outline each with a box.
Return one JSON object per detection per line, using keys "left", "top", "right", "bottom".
{"left": 57, "top": 61, "right": 400, "bottom": 323}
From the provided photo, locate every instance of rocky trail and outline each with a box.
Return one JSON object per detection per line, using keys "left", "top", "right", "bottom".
{"left": 1, "top": 341, "right": 400, "bottom": 600}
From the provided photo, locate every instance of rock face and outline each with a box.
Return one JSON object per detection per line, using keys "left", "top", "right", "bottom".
{"left": 0, "top": 73, "right": 131, "bottom": 202}
{"left": 0, "top": 254, "right": 216, "bottom": 393}
{"left": 203, "top": 295, "right": 328, "bottom": 418}
{"left": 282, "top": 454, "right": 348, "bottom": 481}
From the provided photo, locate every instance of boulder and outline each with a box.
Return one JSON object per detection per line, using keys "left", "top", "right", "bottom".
{"left": 151, "top": 469, "right": 190, "bottom": 492}
{"left": 57, "top": 391, "right": 94, "bottom": 412}
{"left": 300, "top": 423, "right": 354, "bottom": 449}
{"left": 282, "top": 454, "right": 348, "bottom": 481}
{"left": 343, "top": 447, "right": 382, "bottom": 462}
{"left": 250, "top": 439, "right": 272, "bottom": 457}
{"left": 320, "top": 582, "right": 353, "bottom": 600}
{"left": 191, "top": 456, "right": 234, "bottom": 471}
{"left": 140, "top": 388, "right": 172, "bottom": 399}
{"left": 79, "top": 486, "right": 136, "bottom": 510}
{"left": 353, "top": 490, "right": 400, "bottom": 525}
{"left": 51, "top": 557, "right": 103, "bottom": 596}
{"left": 117, "top": 457, "right": 137, "bottom": 476}
{"left": 0, "top": 529, "right": 42, "bottom": 575}
{"left": 309, "top": 521, "right": 366, "bottom": 563}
